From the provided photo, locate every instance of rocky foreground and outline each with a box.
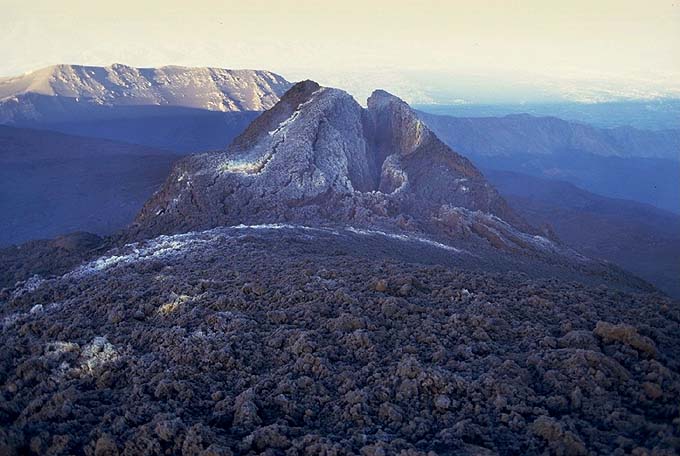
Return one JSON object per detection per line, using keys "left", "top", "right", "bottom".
{"left": 1, "top": 226, "right": 678, "bottom": 455}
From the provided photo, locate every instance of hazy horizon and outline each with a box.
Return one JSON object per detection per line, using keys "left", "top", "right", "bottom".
{"left": 2, "top": 0, "right": 678, "bottom": 104}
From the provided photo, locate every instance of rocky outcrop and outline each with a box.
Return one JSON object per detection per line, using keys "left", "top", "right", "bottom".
{"left": 130, "top": 81, "right": 537, "bottom": 255}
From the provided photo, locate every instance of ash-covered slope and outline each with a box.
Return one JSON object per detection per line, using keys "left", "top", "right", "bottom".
{"left": 132, "top": 81, "right": 541, "bottom": 254}
{"left": 487, "top": 170, "right": 680, "bottom": 298}
{"left": 0, "top": 125, "right": 179, "bottom": 247}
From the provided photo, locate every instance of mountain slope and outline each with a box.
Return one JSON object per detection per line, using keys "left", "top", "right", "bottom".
{"left": 419, "top": 112, "right": 680, "bottom": 213}
{"left": 0, "top": 125, "right": 179, "bottom": 246}
{"left": 0, "top": 64, "right": 292, "bottom": 152}
{"left": 132, "top": 81, "right": 529, "bottom": 242}
{"left": 0, "top": 64, "right": 291, "bottom": 113}
{"left": 417, "top": 99, "right": 680, "bottom": 135}
{"left": 1, "top": 83, "right": 675, "bottom": 455}
{"left": 418, "top": 112, "right": 680, "bottom": 160}
{"left": 126, "top": 81, "right": 654, "bottom": 294}
{"left": 0, "top": 224, "right": 677, "bottom": 455}
{"left": 16, "top": 104, "right": 262, "bottom": 153}
{"left": 486, "top": 169, "right": 680, "bottom": 298}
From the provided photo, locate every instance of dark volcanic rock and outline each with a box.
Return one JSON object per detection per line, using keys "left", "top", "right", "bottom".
{"left": 0, "top": 232, "right": 108, "bottom": 290}
{"left": 0, "top": 227, "right": 677, "bottom": 455}
{"left": 1, "top": 81, "right": 675, "bottom": 456}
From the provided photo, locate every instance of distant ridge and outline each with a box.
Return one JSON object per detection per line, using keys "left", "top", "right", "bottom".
{"left": 0, "top": 63, "right": 291, "bottom": 113}
{"left": 418, "top": 111, "right": 680, "bottom": 160}
{"left": 419, "top": 111, "right": 680, "bottom": 213}
{"left": 0, "top": 64, "right": 292, "bottom": 152}
{"left": 486, "top": 169, "right": 680, "bottom": 298}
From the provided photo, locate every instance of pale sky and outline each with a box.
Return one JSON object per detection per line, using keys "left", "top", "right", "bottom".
{"left": 2, "top": 0, "right": 679, "bottom": 103}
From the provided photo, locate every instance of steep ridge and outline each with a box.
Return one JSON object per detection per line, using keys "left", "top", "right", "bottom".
{"left": 0, "top": 64, "right": 292, "bottom": 151}
{"left": 0, "top": 64, "right": 291, "bottom": 114}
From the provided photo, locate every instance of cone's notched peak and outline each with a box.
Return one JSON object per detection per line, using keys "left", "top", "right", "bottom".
{"left": 275, "top": 80, "right": 322, "bottom": 109}
{"left": 277, "top": 82, "right": 408, "bottom": 114}
{"left": 367, "top": 89, "right": 407, "bottom": 107}
{"left": 133, "top": 78, "right": 534, "bottom": 243}
{"left": 286, "top": 80, "right": 321, "bottom": 96}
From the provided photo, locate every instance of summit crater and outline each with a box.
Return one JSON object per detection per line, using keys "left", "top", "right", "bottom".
{"left": 132, "top": 81, "right": 528, "bottom": 245}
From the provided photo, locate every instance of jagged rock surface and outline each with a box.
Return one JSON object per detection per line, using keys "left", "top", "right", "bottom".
{"left": 0, "top": 226, "right": 677, "bottom": 455}
{"left": 131, "top": 81, "right": 536, "bottom": 254}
